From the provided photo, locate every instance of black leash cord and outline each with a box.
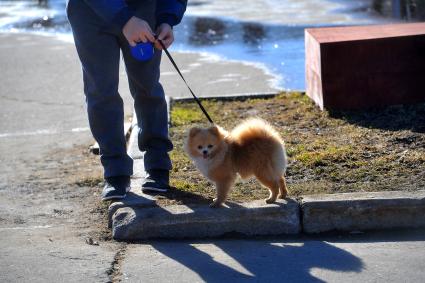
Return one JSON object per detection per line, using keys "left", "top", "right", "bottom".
{"left": 156, "top": 38, "right": 214, "bottom": 124}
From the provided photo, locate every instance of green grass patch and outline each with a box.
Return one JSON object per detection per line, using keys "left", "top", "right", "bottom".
{"left": 171, "top": 106, "right": 203, "bottom": 126}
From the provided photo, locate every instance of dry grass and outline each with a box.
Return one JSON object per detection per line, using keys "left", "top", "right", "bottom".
{"left": 165, "top": 92, "right": 425, "bottom": 205}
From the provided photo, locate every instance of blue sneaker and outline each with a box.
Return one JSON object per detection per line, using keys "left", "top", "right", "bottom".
{"left": 142, "top": 170, "right": 170, "bottom": 193}
{"left": 101, "top": 176, "right": 130, "bottom": 201}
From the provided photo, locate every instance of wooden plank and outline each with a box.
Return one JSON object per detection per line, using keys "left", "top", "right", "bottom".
{"left": 305, "top": 22, "right": 425, "bottom": 43}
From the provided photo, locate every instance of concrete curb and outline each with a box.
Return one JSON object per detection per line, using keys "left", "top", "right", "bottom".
{"left": 90, "top": 122, "right": 133, "bottom": 155}
{"left": 109, "top": 93, "right": 425, "bottom": 240}
{"left": 301, "top": 191, "right": 425, "bottom": 233}
{"left": 108, "top": 174, "right": 156, "bottom": 228}
{"left": 170, "top": 92, "right": 280, "bottom": 103}
{"left": 109, "top": 189, "right": 425, "bottom": 240}
{"left": 112, "top": 199, "right": 301, "bottom": 240}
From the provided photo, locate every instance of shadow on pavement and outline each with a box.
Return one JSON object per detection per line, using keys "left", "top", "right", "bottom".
{"left": 150, "top": 239, "right": 363, "bottom": 282}
{"left": 313, "top": 228, "right": 425, "bottom": 244}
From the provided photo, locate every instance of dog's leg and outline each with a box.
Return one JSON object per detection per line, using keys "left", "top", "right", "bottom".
{"left": 256, "top": 174, "right": 279, "bottom": 204}
{"left": 210, "top": 179, "right": 233, "bottom": 208}
{"left": 278, "top": 176, "right": 288, "bottom": 199}
{"left": 265, "top": 181, "right": 279, "bottom": 204}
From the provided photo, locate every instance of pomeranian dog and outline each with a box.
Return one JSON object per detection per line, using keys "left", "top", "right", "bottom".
{"left": 184, "top": 118, "right": 288, "bottom": 208}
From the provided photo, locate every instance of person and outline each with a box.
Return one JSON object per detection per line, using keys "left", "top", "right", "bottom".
{"left": 66, "top": 0, "right": 187, "bottom": 200}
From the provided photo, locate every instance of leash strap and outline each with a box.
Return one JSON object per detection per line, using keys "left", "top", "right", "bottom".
{"left": 156, "top": 39, "right": 214, "bottom": 124}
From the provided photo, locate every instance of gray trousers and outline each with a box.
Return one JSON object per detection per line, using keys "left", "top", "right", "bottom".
{"left": 67, "top": 0, "right": 172, "bottom": 178}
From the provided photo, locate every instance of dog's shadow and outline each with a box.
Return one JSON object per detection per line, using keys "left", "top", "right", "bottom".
{"left": 128, "top": 189, "right": 364, "bottom": 281}
{"left": 128, "top": 191, "right": 363, "bottom": 282}
{"left": 147, "top": 186, "right": 213, "bottom": 206}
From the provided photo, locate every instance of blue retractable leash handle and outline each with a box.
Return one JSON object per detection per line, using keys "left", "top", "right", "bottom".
{"left": 130, "top": 41, "right": 154, "bottom": 61}
{"left": 130, "top": 38, "right": 214, "bottom": 124}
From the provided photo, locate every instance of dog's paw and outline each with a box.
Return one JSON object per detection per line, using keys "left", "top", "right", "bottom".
{"left": 265, "top": 198, "right": 276, "bottom": 204}
{"left": 278, "top": 193, "right": 287, "bottom": 199}
{"left": 210, "top": 201, "right": 223, "bottom": 208}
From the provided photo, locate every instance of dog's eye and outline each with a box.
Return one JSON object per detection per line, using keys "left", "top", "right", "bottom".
{"left": 207, "top": 144, "right": 213, "bottom": 149}
{"left": 197, "top": 145, "right": 202, "bottom": 150}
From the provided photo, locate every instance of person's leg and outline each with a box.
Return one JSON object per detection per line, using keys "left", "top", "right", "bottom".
{"left": 67, "top": 0, "right": 132, "bottom": 197}
{"left": 67, "top": 0, "right": 133, "bottom": 178}
{"left": 125, "top": 51, "right": 173, "bottom": 170}
{"left": 123, "top": 45, "right": 173, "bottom": 184}
{"left": 119, "top": 35, "right": 173, "bottom": 191}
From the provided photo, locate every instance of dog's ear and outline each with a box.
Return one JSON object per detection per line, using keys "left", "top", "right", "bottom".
{"left": 189, "top": 127, "right": 202, "bottom": 137}
{"left": 208, "top": 125, "right": 221, "bottom": 136}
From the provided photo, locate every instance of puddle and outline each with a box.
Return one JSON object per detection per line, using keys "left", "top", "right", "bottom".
{"left": 0, "top": 0, "right": 419, "bottom": 90}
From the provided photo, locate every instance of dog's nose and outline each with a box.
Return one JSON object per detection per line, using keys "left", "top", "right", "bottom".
{"left": 203, "top": 150, "right": 208, "bottom": 155}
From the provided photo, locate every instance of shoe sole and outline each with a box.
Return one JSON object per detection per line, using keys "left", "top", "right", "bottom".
{"left": 101, "top": 194, "right": 127, "bottom": 201}
{"left": 142, "top": 186, "right": 168, "bottom": 193}
{"left": 101, "top": 185, "right": 131, "bottom": 201}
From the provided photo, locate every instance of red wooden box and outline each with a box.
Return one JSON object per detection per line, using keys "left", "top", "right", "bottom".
{"left": 305, "top": 23, "right": 425, "bottom": 110}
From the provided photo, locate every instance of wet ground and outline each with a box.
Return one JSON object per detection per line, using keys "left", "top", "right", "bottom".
{"left": 0, "top": 0, "right": 401, "bottom": 90}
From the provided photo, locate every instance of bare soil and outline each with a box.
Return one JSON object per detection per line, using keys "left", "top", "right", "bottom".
{"left": 48, "top": 144, "right": 110, "bottom": 241}
{"left": 0, "top": 141, "right": 110, "bottom": 241}
{"left": 164, "top": 92, "right": 425, "bottom": 205}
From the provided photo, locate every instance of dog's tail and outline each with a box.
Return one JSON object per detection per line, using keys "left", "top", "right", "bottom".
{"left": 231, "top": 117, "right": 284, "bottom": 144}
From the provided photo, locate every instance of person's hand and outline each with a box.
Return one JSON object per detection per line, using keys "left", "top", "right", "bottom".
{"left": 154, "top": 23, "right": 174, "bottom": 50}
{"left": 123, "top": 16, "right": 155, "bottom": 46}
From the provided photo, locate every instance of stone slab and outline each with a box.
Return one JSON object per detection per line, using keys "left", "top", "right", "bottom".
{"left": 112, "top": 199, "right": 301, "bottom": 240}
{"left": 170, "top": 92, "right": 279, "bottom": 103}
{"left": 305, "top": 23, "right": 425, "bottom": 110}
{"left": 108, "top": 186, "right": 157, "bottom": 228}
{"left": 127, "top": 125, "right": 143, "bottom": 159}
{"left": 108, "top": 158, "right": 155, "bottom": 228}
{"left": 132, "top": 158, "right": 146, "bottom": 179}
{"left": 127, "top": 96, "right": 170, "bottom": 159}
{"left": 301, "top": 190, "right": 425, "bottom": 233}
{"left": 89, "top": 122, "right": 132, "bottom": 155}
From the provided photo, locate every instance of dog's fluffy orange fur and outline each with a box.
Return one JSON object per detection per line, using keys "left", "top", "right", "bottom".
{"left": 184, "top": 118, "right": 288, "bottom": 207}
